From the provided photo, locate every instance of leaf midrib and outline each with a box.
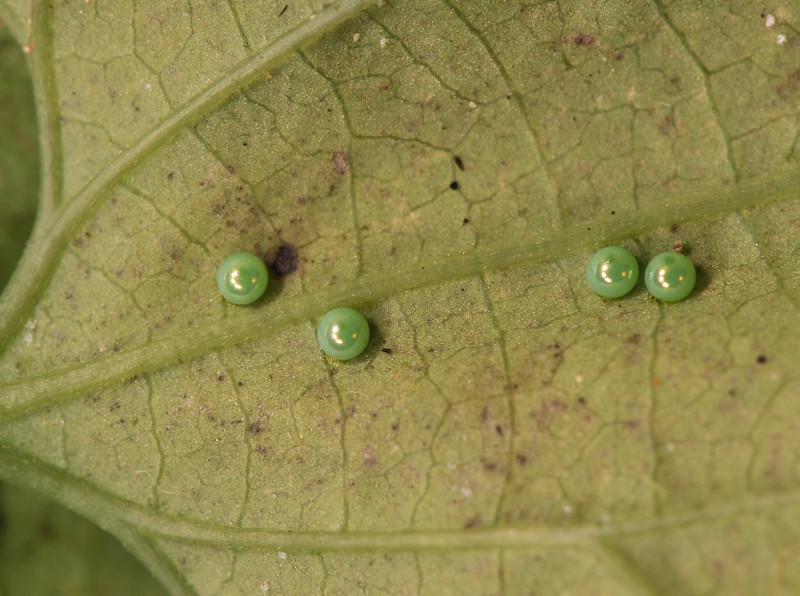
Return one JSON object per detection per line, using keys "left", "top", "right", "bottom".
{"left": 0, "top": 0, "right": 377, "bottom": 349}
{"left": 2, "top": 439, "right": 799, "bottom": 553}
{"left": 2, "top": 166, "right": 799, "bottom": 421}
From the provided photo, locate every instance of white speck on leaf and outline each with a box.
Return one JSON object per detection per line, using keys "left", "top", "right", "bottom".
{"left": 765, "top": 14, "right": 776, "bottom": 27}
{"left": 563, "top": 504, "right": 573, "bottom": 514}
{"left": 144, "top": 82, "right": 153, "bottom": 91}
{"left": 575, "top": 374, "right": 584, "bottom": 384}
{"left": 460, "top": 487, "right": 473, "bottom": 498}
{"left": 379, "top": 37, "right": 388, "bottom": 48}
{"left": 468, "top": 101, "right": 477, "bottom": 109}
{"left": 665, "top": 442, "right": 675, "bottom": 453}
{"left": 23, "top": 333, "right": 33, "bottom": 345}
{"left": 278, "top": 551, "right": 287, "bottom": 560}
{"left": 260, "top": 582, "right": 269, "bottom": 593}
{"left": 776, "top": 34, "right": 787, "bottom": 45}
{"left": 353, "top": 33, "right": 361, "bottom": 43}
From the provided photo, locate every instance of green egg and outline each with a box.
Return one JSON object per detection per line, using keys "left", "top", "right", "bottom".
{"left": 587, "top": 246, "right": 639, "bottom": 298}
{"left": 317, "top": 307, "right": 370, "bottom": 361}
{"left": 644, "top": 252, "right": 696, "bottom": 302}
{"left": 216, "top": 252, "right": 268, "bottom": 305}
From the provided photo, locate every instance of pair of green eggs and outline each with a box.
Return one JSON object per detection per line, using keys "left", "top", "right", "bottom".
{"left": 216, "top": 252, "right": 369, "bottom": 360}
{"left": 587, "top": 247, "right": 696, "bottom": 301}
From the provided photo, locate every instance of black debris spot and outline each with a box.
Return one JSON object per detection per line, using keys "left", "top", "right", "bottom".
{"left": 279, "top": 4, "right": 288, "bottom": 16}
{"left": 516, "top": 454, "right": 528, "bottom": 465}
{"left": 271, "top": 244, "right": 299, "bottom": 277}
{"left": 577, "top": 396, "right": 587, "bottom": 405}
{"left": 248, "top": 419, "right": 264, "bottom": 434}
{"left": 670, "top": 223, "right": 680, "bottom": 233}
{"left": 450, "top": 180, "right": 459, "bottom": 190}
{"left": 611, "top": 210, "right": 616, "bottom": 215}
{"left": 462, "top": 217, "right": 470, "bottom": 225}
{"left": 672, "top": 240, "right": 685, "bottom": 252}
{"left": 391, "top": 422, "right": 399, "bottom": 431}
{"left": 379, "top": 347, "right": 393, "bottom": 354}
{"left": 495, "top": 424, "right": 504, "bottom": 437}
{"left": 628, "top": 333, "right": 642, "bottom": 344}
{"left": 454, "top": 155, "right": 465, "bottom": 171}
{"left": 757, "top": 355, "right": 768, "bottom": 364}
{"left": 575, "top": 33, "right": 594, "bottom": 46}
{"left": 217, "top": 374, "right": 225, "bottom": 382}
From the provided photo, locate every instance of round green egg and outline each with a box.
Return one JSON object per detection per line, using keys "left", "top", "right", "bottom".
{"left": 317, "top": 307, "right": 370, "bottom": 361}
{"left": 216, "top": 252, "right": 269, "bottom": 305}
{"left": 644, "top": 252, "right": 696, "bottom": 302}
{"left": 587, "top": 246, "right": 639, "bottom": 298}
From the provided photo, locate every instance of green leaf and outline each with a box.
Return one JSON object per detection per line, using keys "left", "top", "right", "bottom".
{"left": 1, "top": 1, "right": 800, "bottom": 593}
{"left": 0, "top": 482, "right": 168, "bottom": 595}
{"left": 0, "top": 25, "right": 37, "bottom": 291}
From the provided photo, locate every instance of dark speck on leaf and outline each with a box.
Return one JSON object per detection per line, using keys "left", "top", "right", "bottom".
{"left": 516, "top": 454, "right": 528, "bottom": 465}
{"left": 450, "top": 181, "right": 459, "bottom": 190}
{"left": 454, "top": 156, "right": 465, "bottom": 171}
{"left": 670, "top": 223, "right": 680, "bottom": 233}
{"left": 757, "top": 355, "right": 768, "bottom": 364}
{"left": 380, "top": 347, "right": 393, "bottom": 354}
{"left": 271, "top": 244, "right": 299, "bottom": 277}
{"left": 575, "top": 33, "right": 594, "bottom": 46}
{"left": 462, "top": 218, "right": 470, "bottom": 225}
{"left": 279, "top": 4, "right": 288, "bottom": 16}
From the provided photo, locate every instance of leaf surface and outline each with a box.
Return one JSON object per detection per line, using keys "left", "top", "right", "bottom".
{"left": 1, "top": 1, "right": 800, "bottom": 593}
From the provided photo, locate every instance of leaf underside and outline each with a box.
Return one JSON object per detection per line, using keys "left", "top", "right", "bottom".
{"left": 1, "top": 1, "right": 800, "bottom": 594}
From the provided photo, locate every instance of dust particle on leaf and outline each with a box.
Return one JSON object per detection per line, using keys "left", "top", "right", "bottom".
{"left": 332, "top": 151, "right": 349, "bottom": 174}
{"left": 270, "top": 244, "right": 299, "bottom": 277}
{"left": 450, "top": 181, "right": 459, "bottom": 190}
{"left": 454, "top": 155, "right": 465, "bottom": 170}
{"left": 575, "top": 33, "right": 594, "bottom": 46}
{"left": 757, "top": 355, "right": 768, "bottom": 364}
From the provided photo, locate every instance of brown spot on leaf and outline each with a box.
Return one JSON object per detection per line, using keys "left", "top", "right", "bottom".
{"left": 575, "top": 33, "right": 594, "bottom": 46}
{"left": 332, "top": 151, "right": 349, "bottom": 174}
{"left": 530, "top": 399, "right": 568, "bottom": 430}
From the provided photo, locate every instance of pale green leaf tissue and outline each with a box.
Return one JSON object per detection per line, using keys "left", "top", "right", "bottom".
{"left": 1, "top": 1, "right": 799, "bottom": 594}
